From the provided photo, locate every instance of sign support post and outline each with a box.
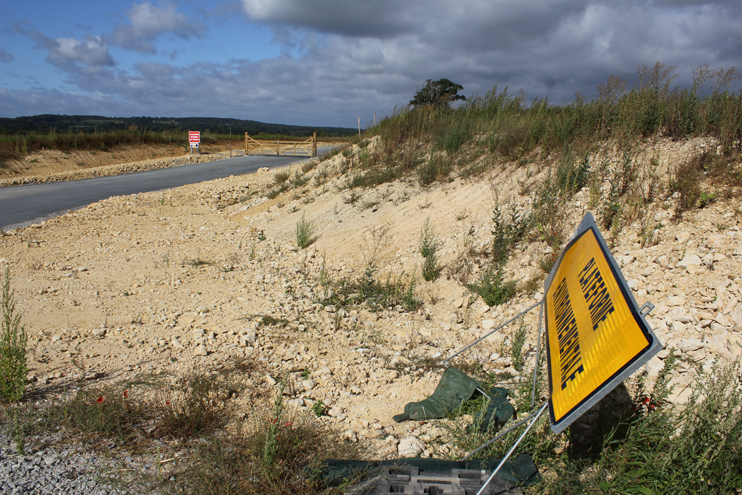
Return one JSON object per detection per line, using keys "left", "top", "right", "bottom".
{"left": 189, "top": 131, "right": 200, "bottom": 155}
{"left": 544, "top": 212, "right": 661, "bottom": 433}
{"left": 451, "top": 211, "right": 661, "bottom": 487}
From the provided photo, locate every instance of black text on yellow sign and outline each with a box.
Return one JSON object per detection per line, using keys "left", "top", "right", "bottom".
{"left": 545, "top": 214, "right": 659, "bottom": 434}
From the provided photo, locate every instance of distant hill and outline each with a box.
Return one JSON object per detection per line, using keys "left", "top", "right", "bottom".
{"left": 0, "top": 115, "right": 357, "bottom": 137}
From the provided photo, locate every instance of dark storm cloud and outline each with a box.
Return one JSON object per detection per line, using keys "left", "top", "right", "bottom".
{"left": 241, "top": 0, "right": 419, "bottom": 38}
{"left": 3, "top": 0, "right": 741, "bottom": 126}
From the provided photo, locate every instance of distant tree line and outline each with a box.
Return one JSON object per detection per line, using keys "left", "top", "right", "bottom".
{"left": 0, "top": 115, "right": 356, "bottom": 138}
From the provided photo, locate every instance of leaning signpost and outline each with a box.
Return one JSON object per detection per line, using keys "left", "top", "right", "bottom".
{"left": 443, "top": 212, "right": 663, "bottom": 495}
{"left": 544, "top": 212, "right": 662, "bottom": 433}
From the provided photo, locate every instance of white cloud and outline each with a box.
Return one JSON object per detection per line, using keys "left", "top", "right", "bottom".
{"left": 48, "top": 35, "right": 115, "bottom": 67}
{"left": 109, "top": 1, "right": 203, "bottom": 54}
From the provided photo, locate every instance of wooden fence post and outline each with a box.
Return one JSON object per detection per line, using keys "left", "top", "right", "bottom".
{"left": 312, "top": 132, "right": 317, "bottom": 158}
{"left": 245, "top": 132, "right": 249, "bottom": 155}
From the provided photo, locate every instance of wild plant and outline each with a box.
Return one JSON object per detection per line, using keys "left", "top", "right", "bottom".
{"left": 0, "top": 266, "right": 27, "bottom": 402}
{"left": 419, "top": 218, "right": 440, "bottom": 281}
{"left": 295, "top": 213, "right": 316, "bottom": 248}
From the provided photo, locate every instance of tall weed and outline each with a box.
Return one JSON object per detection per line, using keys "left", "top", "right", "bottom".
{"left": 0, "top": 266, "right": 27, "bottom": 402}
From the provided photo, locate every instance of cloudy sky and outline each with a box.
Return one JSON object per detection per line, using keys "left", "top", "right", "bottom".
{"left": 1, "top": 0, "right": 741, "bottom": 127}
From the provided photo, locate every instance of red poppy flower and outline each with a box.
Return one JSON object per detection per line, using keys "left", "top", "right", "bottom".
{"left": 166, "top": 400, "right": 171, "bottom": 405}
{"left": 285, "top": 421, "right": 292, "bottom": 427}
{"left": 123, "top": 391, "right": 129, "bottom": 398}
{"left": 97, "top": 397, "right": 104, "bottom": 403}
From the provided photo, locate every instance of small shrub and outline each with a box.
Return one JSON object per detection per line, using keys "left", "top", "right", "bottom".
{"left": 539, "top": 252, "right": 558, "bottom": 274}
{"left": 301, "top": 161, "right": 317, "bottom": 173}
{"left": 59, "top": 385, "right": 148, "bottom": 442}
{"left": 155, "top": 373, "right": 226, "bottom": 438}
{"left": 343, "top": 190, "right": 361, "bottom": 205}
{"left": 296, "top": 213, "right": 316, "bottom": 249}
{"left": 311, "top": 399, "right": 326, "bottom": 418}
{"left": 292, "top": 171, "right": 309, "bottom": 187}
{"left": 159, "top": 396, "right": 360, "bottom": 495}
{"left": 467, "top": 265, "right": 516, "bottom": 307}
{"left": 0, "top": 266, "right": 27, "bottom": 402}
{"left": 188, "top": 258, "right": 213, "bottom": 267}
{"left": 416, "top": 157, "right": 452, "bottom": 185}
{"left": 491, "top": 204, "right": 530, "bottom": 265}
{"left": 273, "top": 171, "right": 289, "bottom": 185}
{"left": 419, "top": 218, "right": 440, "bottom": 281}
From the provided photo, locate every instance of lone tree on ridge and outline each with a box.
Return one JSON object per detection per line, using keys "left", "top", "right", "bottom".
{"left": 410, "top": 79, "right": 466, "bottom": 109}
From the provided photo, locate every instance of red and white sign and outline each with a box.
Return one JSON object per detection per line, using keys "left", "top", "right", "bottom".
{"left": 189, "top": 131, "right": 200, "bottom": 147}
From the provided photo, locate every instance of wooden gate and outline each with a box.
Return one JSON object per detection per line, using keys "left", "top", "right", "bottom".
{"left": 245, "top": 132, "right": 317, "bottom": 158}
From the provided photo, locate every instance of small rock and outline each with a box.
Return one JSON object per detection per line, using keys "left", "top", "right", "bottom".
{"left": 666, "top": 296, "right": 685, "bottom": 306}
{"left": 676, "top": 254, "right": 702, "bottom": 267}
{"left": 398, "top": 436, "right": 424, "bottom": 457}
{"left": 85, "top": 371, "right": 104, "bottom": 380}
{"left": 342, "top": 429, "right": 358, "bottom": 442}
{"left": 679, "top": 339, "right": 704, "bottom": 353}
{"left": 193, "top": 344, "right": 208, "bottom": 356}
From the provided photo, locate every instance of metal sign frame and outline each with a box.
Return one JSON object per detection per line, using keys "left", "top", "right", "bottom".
{"left": 544, "top": 212, "right": 661, "bottom": 434}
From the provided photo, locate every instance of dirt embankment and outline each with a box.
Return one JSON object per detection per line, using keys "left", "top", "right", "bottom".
{"left": 0, "top": 143, "right": 240, "bottom": 186}
{"left": 1, "top": 136, "right": 741, "bottom": 459}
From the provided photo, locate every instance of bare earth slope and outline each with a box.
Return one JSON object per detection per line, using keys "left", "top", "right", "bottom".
{"left": 0, "top": 143, "right": 238, "bottom": 186}
{"left": 1, "top": 137, "right": 741, "bottom": 459}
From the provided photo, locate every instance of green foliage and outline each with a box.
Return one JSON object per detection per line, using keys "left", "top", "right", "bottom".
{"left": 0, "top": 266, "right": 27, "bottom": 402}
{"left": 262, "top": 381, "right": 285, "bottom": 470}
{"left": 410, "top": 79, "right": 467, "bottom": 109}
{"left": 319, "top": 264, "right": 421, "bottom": 313}
{"left": 442, "top": 342, "right": 742, "bottom": 495}
{"left": 155, "top": 373, "right": 226, "bottom": 438}
{"left": 510, "top": 319, "right": 528, "bottom": 372}
{"left": 59, "top": 385, "right": 148, "bottom": 441}
{"left": 363, "top": 62, "right": 742, "bottom": 194}
{"left": 311, "top": 399, "right": 326, "bottom": 418}
{"left": 436, "top": 120, "right": 472, "bottom": 153}
{"left": 467, "top": 265, "right": 516, "bottom": 307}
{"left": 419, "top": 218, "right": 440, "bottom": 281}
{"left": 158, "top": 399, "right": 360, "bottom": 495}
{"left": 491, "top": 204, "right": 530, "bottom": 265}
{"left": 273, "top": 171, "right": 289, "bottom": 184}
{"left": 563, "top": 361, "right": 742, "bottom": 494}
{"left": 416, "top": 156, "right": 452, "bottom": 185}
{"left": 296, "top": 213, "right": 316, "bottom": 249}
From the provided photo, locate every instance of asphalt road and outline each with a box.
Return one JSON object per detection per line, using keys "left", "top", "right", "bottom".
{"left": 0, "top": 149, "right": 332, "bottom": 231}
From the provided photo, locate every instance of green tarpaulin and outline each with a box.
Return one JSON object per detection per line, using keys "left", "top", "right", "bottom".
{"left": 393, "top": 367, "right": 480, "bottom": 422}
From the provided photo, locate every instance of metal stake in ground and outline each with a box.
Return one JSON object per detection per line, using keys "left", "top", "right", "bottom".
{"left": 476, "top": 402, "right": 548, "bottom": 495}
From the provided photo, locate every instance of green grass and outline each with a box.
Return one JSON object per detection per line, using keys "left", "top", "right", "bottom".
{"left": 318, "top": 264, "right": 421, "bottom": 313}
{"left": 439, "top": 349, "right": 742, "bottom": 495}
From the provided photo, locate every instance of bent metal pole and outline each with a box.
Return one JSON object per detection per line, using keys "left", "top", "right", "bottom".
{"left": 476, "top": 402, "right": 548, "bottom": 495}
